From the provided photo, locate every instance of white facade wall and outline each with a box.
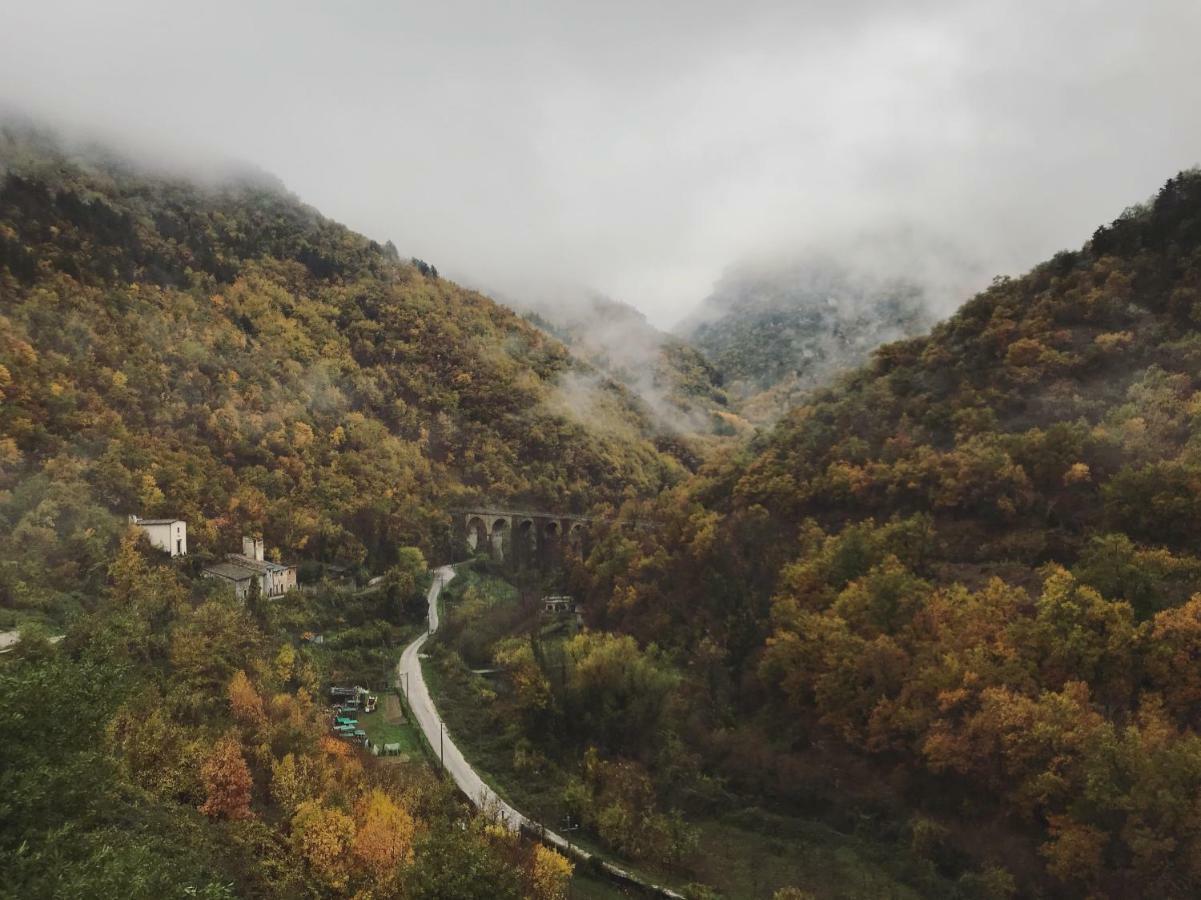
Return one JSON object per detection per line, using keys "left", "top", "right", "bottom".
{"left": 132, "top": 518, "right": 187, "bottom": 557}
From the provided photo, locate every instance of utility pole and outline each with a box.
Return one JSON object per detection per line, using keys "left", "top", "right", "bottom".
{"left": 562, "top": 812, "right": 581, "bottom": 850}
{"left": 440, "top": 722, "right": 445, "bottom": 769}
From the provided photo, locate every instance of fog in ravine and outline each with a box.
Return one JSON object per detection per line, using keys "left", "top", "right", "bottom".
{"left": 3, "top": 0, "right": 1200, "bottom": 330}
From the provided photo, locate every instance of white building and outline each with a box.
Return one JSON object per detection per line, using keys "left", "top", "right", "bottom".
{"left": 129, "top": 515, "right": 187, "bottom": 557}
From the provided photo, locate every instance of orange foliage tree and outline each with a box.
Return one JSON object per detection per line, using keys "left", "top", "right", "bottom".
{"left": 352, "top": 788, "right": 416, "bottom": 883}
{"left": 199, "top": 732, "right": 253, "bottom": 820}
{"left": 228, "top": 669, "right": 266, "bottom": 727}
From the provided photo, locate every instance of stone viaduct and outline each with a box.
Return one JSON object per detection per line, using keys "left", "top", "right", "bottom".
{"left": 457, "top": 507, "right": 594, "bottom": 564}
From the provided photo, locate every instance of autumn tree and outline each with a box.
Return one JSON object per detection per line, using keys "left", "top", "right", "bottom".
{"left": 560, "top": 632, "right": 678, "bottom": 756}
{"left": 199, "top": 732, "right": 253, "bottom": 820}
{"left": 352, "top": 788, "right": 416, "bottom": 884}
{"left": 105, "top": 532, "right": 188, "bottom": 661}
{"left": 493, "top": 637, "right": 554, "bottom": 729}
{"left": 168, "top": 597, "right": 262, "bottom": 721}
{"left": 273, "top": 644, "right": 295, "bottom": 685}
{"left": 1041, "top": 815, "right": 1106, "bottom": 890}
{"left": 382, "top": 545, "right": 428, "bottom": 621}
{"left": 291, "top": 799, "right": 356, "bottom": 890}
{"left": 271, "top": 752, "right": 329, "bottom": 815}
{"left": 773, "top": 890, "right": 817, "bottom": 900}
{"left": 107, "top": 699, "right": 205, "bottom": 803}
{"left": 527, "top": 844, "right": 573, "bottom": 900}
{"left": 1145, "top": 595, "right": 1201, "bottom": 723}
{"left": 405, "top": 822, "right": 524, "bottom": 900}
{"left": 228, "top": 669, "right": 266, "bottom": 728}
{"left": 1029, "top": 565, "right": 1135, "bottom": 706}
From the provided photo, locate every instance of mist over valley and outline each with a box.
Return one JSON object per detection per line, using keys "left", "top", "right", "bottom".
{"left": 4, "top": 3, "right": 1201, "bottom": 898}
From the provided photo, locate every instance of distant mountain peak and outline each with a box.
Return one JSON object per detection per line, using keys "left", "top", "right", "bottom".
{"left": 678, "top": 253, "right": 940, "bottom": 421}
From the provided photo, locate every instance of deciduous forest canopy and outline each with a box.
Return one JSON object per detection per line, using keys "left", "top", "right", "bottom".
{"left": 0, "top": 124, "right": 684, "bottom": 625}
{"left": 0, "top": 123, "right": 662, "bottom": 900}
{"left": 575, "top": 168, "right": 1201, "bottom": 897}
{"left": 6, "top": 108, "right": 1201, "bottom": 898}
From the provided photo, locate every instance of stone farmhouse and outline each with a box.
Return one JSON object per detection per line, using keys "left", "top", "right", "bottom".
{"left": 203, "top": 536, "right": 297, "bottom": 600}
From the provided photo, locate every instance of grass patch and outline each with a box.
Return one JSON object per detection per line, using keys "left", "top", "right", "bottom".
{"left": 568, "top": 868, "right": 639, "bottom": 898}
{"left": 440, "top": 564, "right": 519, "bottom": 607}
{"left": 419, "top": 650, "right": 516, "bottom": 784}
{"left": 357, "top": 696, "right": 424, "bottom": 758}
{"left": 679, "top": 815, "right": 935, "bottom": 900}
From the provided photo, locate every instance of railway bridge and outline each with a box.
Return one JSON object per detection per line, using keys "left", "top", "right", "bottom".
{"left": 455, "top": 507, "right": 595, "bottom": 562}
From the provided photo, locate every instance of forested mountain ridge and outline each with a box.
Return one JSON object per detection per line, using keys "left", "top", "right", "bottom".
{"left": 577, "top": 170, "right": 1201, "bottom": 896}
{"left": 522, "top": 293, "right": 743, "bottom": 440}
{"left": 0, "top": 125, "right": 682, "bottom": 626}
{"left": 678, "top": 257, "right": 938, "bottom": 422}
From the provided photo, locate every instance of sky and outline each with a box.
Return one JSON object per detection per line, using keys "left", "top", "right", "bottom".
{"left": 2, "top": 0, "right": 1200, "bottom": 328}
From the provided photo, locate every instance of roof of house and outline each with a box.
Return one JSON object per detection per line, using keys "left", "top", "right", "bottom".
{"left": 204, "top": 562, "right": 257, "bottom": 582}
{"left": 134, "top": 518, "right": 184, "bottom": 526}
{"left": 227, "top": 553, "right": 294, "bottom": 574}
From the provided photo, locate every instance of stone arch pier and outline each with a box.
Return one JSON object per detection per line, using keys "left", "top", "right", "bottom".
{"left": 456, "top": 507, "right": 599, "bottom": 564}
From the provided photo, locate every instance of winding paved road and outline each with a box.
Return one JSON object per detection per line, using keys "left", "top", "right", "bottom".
{"left": 396, "top": 564, "right": 684, "bottom": 898}
{"left": 397, "top": 565, "right": 528, "bottom": 830}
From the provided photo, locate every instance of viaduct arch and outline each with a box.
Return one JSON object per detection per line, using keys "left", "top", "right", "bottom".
{"left": 456, "top": 507, "right": 599, "bottom": 563}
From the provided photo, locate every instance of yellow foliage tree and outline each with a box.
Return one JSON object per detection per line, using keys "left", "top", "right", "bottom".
{"left": 270, "top": 752, "right": 331, "bottom": 814}
{"left": 274, "top": 644, "right": 296, "bottom": 684}
{"left": 291, "top": 800, "right": 356, "bottom": 890}
{"left": 318, "top": 733, "right": 364, "bottom": 787}
{"left": 493, "top": 637, "right": 553, "bottom": 721}
{"left": 228, "top": 669, "right": 266, "bottom": 727}
{"left": 529, "top": 844, "right": 573, "bottom": 900}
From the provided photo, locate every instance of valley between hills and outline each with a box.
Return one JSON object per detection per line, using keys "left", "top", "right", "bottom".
{"left": 7, "top": 122, "right": 1201, "bottom": 900}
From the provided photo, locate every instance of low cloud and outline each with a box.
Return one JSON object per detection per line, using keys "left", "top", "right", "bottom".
{"left": 1, "top": 1, "right": 1198, "bottom": 331}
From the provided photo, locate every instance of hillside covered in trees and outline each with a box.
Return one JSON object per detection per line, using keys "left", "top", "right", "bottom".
{"left": 679, "top": 257, "right": 938, "bottom": 422}
{"left": 571, "top": 171, "right": 1201, "bottom": 897}
{"left": 0, "top": 124, "right": 683, "bottom": 628}
{"left": 522, "top": 293, "right": 741, "bottom": 440}
{"left": 2, "top": 534, "right": 585, "bottom": 899}
{"left": 12, "top": 116, "right": 1201, "bottom": 898}
{"left": 0, "top": 124, "right": 693, "bottom": 900}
